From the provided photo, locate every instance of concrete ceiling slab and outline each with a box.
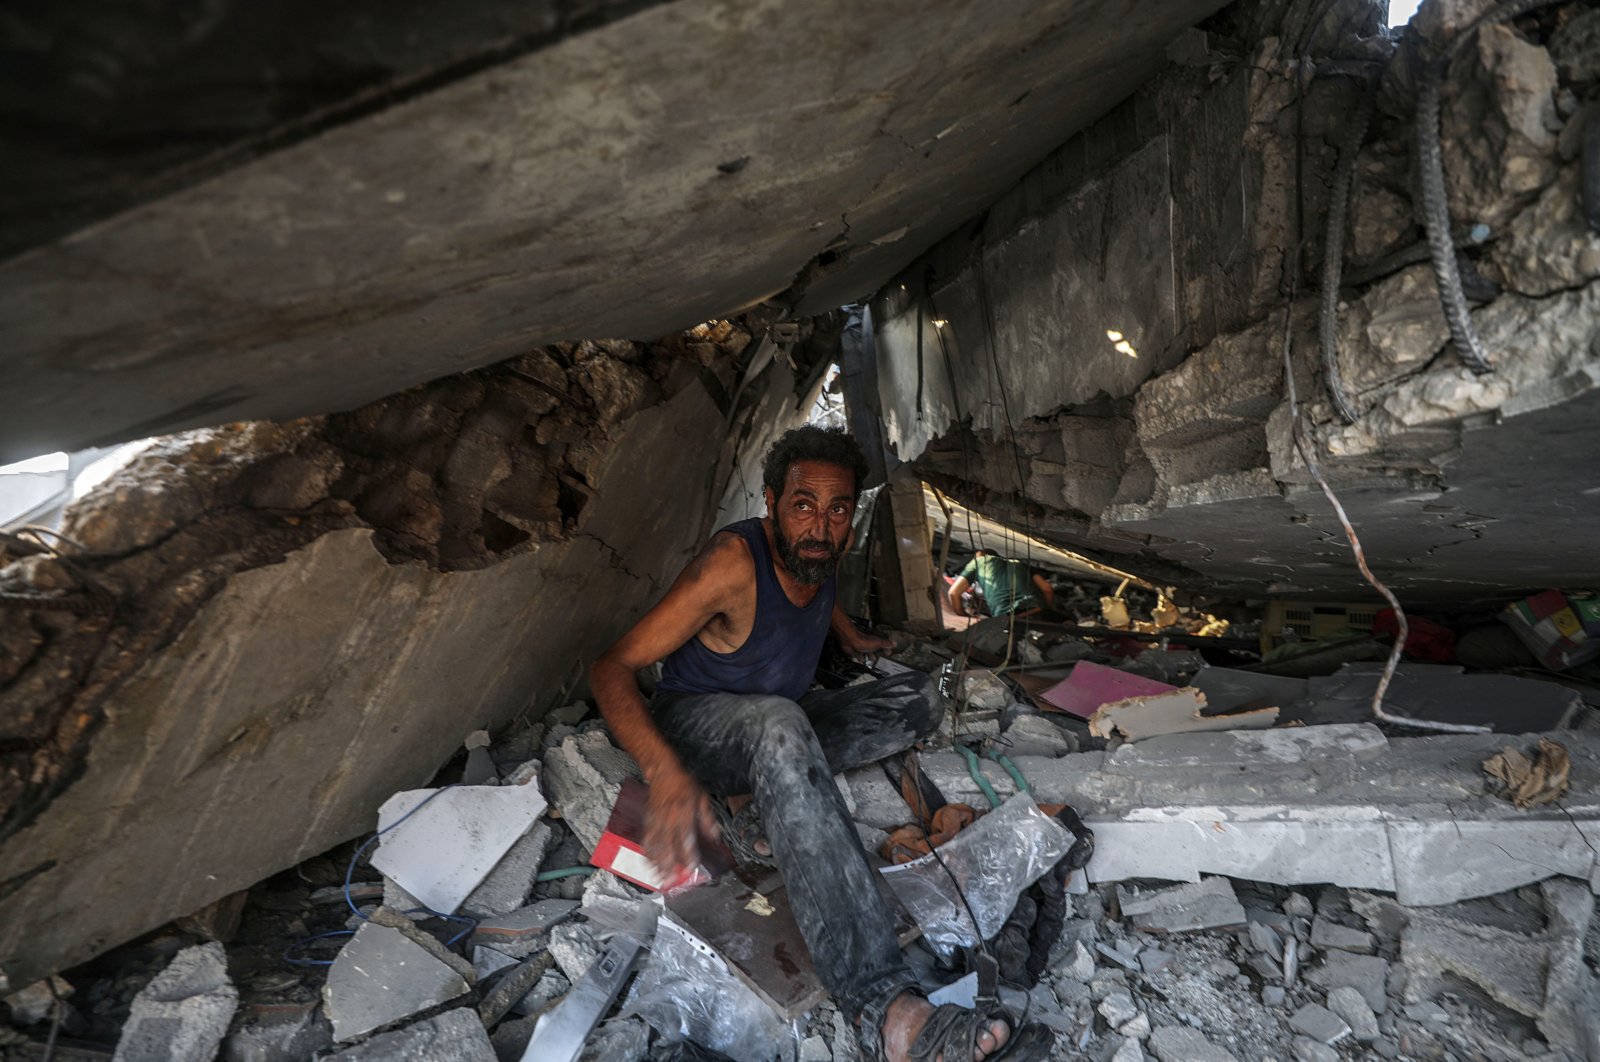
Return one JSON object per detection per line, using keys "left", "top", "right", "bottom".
{"left": 0, "top": 0, "right": 1225, "bottom": 463}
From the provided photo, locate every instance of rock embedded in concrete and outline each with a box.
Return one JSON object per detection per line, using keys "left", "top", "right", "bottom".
{"left": 323, "top": 923, "right": 470, "bottom": 1043}
{"left": 327, "top": 1008, "right": 494, "bottom": 1061}
{"left": 112, "top": 942, "right": 239, "bottom": 1062}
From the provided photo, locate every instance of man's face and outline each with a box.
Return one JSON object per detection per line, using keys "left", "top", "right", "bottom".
{"left": 765, "top": 459, "right": 856, "bottom": 585}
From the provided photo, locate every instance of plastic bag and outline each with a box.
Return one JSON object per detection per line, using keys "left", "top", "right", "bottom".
{"left": 622, "top": 916, "right": 787, "bottom": 1062}
{"left": 879, "top": 793, "right": 1073, "bottom": 957}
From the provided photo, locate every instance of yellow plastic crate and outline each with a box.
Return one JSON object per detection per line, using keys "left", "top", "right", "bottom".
{"left": 1261, "top": 600, "right": 1380, "bottom": 653}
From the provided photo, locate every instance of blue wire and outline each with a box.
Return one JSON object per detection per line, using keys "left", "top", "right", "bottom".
{"left": 283, "top": 784, "right": 483, "bottom": 967}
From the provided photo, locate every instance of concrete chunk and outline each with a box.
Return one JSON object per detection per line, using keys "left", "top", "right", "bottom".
{"left": 327, "top": 1008, "right": 494, "bottom": 1061}
{"left": 1310, "top": 915, "right": 1374, "bottom": 955}
{"left": 541, "top": 732, "right": 641, "bottom": 851}
{"left": 113, "top": 942, "right": 239, "bottom": 1062}
{"left": 1287, "top": 1003, "right": 1350, "bottom": 1044}
{"left": 323, "top": 923, "right": 470, "bottom": 1043}
{"left": 220, "top": 1006, "right": 333, "bottom": 1062}
{"left": 1326, "top": 986, "right": 1379, "bottom": 1043}
{"left": 1118, "top": 877, "right": 1246, "bottom": 933}
{"left": 1306, "top": 952, "right": 1389, "bottom": 1014}
{"left": 1148, "top": 1025, "right": 1238, "bottom": 1062}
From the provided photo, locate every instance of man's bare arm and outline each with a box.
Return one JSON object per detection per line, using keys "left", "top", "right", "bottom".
{"left": 589, "top": 533, "right": 747, "bottom": 873}
{"left": 948, "top": 576, "right": 971, "bottom": 616}
{"left": 1032, "top": 572, "right": 1055, "bottom": 609}
{"left": 831, "top": 601, "right": 893, "bottom": 656}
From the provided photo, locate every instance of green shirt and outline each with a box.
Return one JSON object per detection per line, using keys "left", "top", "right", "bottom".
{"left": 957, "top": 555, "right": 1041, "bottom": 616}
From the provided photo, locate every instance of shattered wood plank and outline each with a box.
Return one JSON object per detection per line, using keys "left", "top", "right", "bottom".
{"left": 1088, "top": 688, "right": 1279, "bottom": 742}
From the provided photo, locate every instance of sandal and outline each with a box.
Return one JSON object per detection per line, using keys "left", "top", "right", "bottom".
{"left": 712, "top": 798, "right": 776, "bottom": 868}
{"left": 857, "top": 985, "right": 1054, "bottom": 1062}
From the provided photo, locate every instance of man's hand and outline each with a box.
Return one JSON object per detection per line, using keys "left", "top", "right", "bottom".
{"left": 840, "top": 627, "right": 895, "bottom": 656}
{"left": 645, "top": 765, "right": 718, "bottom": 878}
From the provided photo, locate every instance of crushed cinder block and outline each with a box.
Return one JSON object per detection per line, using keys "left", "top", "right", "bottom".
{"left": 470, "top": 899, "right": 579, "bottom": 959}
{"left": 1090, "top": 688, "right": 1277, "bottom": 743}
{"left": 1118, "top": 877, "right": 1246, "bottom": 933}
{"left": 841, "top": 766, "right": 913, "bottom": 828}
{"left": 1306, "top": 951, "right": 1389, "bottom": 1014}
{"left": 541, "top": 731, "right": 641, "bottom": 851}
{"left": 323, "top": 923, "right": 470, "bottom": 1043}
{"left": 578, "top": 869, "right": 646, "bottom": 935}
{"left": 999, "top": 714, "right": 1077, "bottom": 757}
{"left": 112, "top": 942, "right": 239, "bottom": 1062}
{"left": 369, "top": 775, "right": 547, "bottom": 915}
{"left": 220, "top": 1005, "right": 333, "bottom": 1062}
{"left": 1098, "top": 990, "right": 1139, "bottom": 1027}
{"left": 327, "top": 1008, "right": 494, "bottom": 1061}
{"left": 959, "top": 669, "right": 1014, "bottom": 711}
{"left": 576, "top": 1016, "right": 649, "bottom": 1062}
{"left": 1148, "top": 1024, "right": 1238, "bottom": 1062}
{"left": 547, "top": 921, "right": 602, "bottom": 983}
{"left": 1287, "top": 1003, "right": 1350, "bottom": 1044}
{"left": 1325, "top": 986, "right": 1379, "bottom": 1043}
{"left": 1310, "top": 915, "right": 1374, "bottom": 955}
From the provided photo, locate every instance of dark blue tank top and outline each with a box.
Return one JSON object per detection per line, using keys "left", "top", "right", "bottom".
{"left": 656, "top": 518, "right": 835, "bottom": 703}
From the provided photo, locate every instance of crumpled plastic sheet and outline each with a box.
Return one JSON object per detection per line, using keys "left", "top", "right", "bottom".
{"left": 622, "top": 917, "right": 789, "bottom": 1062}
{"left": 880, "top": 793, "right": 1073, "bottom": 957}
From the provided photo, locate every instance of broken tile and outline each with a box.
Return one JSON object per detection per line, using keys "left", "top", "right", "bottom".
{"left": 1310, "top": 915, "right": 1374, "bottom": 954}
{"left": 469, "top": 899, "right": 579, "bottom": 959}
{"left": 369, "top": 776, "right": 547, "bottom": 915}
{"left": 327, "top": 1008, "right": 493, "bottom": 1060}
{"left": 1096, "top": 943, "right": 1141, "bottom": 971}
{"left": 113, "top": 943, "right": 239, "bottom": 1062}
{"left": 364, "top": 907, "right": 476, "bottom": 983}
{"left": 323, "top": 923, "right": 470, "bottom": 1042}
{"left": 1147, "top": 1024, "right": 1237, "bottom": 1062}
{"left": 1090, "top": 688, "right": 1277, "bottom": 743}
{"left": 1288, "top": 1003, "right": 1350, "bottom": 1044}
{"left": 1118, "top": 877, "right": 1246, "bottom": 933}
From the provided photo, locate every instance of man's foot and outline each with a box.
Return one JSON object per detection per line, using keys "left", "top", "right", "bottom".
{"left": 878, "top": 991, "right": 1010, "bottom": 1062}
{"left": 723, "top": 793, "right": 773, "bottom": 859}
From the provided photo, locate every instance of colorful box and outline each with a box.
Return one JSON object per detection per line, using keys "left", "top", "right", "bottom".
{"left": 1502, "top": 589, "right": 1600, "bottom": 671}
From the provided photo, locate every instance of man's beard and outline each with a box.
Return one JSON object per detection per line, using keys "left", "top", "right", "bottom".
{"left": 772, "top": 521, "right": 842, "bottom": 585}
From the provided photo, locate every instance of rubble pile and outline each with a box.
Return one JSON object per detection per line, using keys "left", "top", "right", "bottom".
{"left": 4, "top": 611, "right": 1595, "bottom": 1061}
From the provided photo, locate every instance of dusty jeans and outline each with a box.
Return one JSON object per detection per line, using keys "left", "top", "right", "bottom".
{"left": 651, "top": 669, "right": 944, "bottom": 1020}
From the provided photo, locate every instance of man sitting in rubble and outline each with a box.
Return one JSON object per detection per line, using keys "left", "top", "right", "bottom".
{"left": 591, "top": 425, "right": 1051, "bottom": 1062}
{"left": 947, "top": 549, "right": 1054, "bottom": 620}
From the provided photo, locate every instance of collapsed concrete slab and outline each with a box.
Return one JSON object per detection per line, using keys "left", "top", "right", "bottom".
{"left": 112, "top": 943, "right": 238, "bottom": 1062}
{"left": 905, "top": 724, "right": 1600, "bottom": 905}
